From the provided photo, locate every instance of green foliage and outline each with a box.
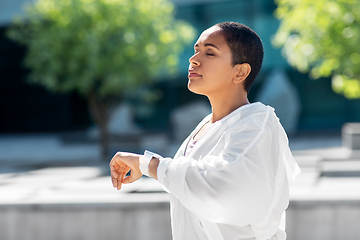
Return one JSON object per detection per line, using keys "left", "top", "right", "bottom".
{"left": 273, "top": 0, "right": 360, "bottom": 99}
{"left": 8, "top": 0, "right": 196, "bottom": 99}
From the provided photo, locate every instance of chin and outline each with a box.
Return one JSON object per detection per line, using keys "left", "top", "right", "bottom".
{"left": 187, "top": 83, "right": 206, "bottom": 96}
{"left": 187, "top": 81, "right": 198, "bottom": 93}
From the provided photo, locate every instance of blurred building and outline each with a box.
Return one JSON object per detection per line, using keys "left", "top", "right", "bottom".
{"left": 1, "top": 0, "right": 360, "bottom": 134}
{"left": 0, "top": 0, "right": 91, "bottom": 132}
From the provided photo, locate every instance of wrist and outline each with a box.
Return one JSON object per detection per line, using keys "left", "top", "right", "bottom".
{"left": 139, "top": 150, "right": 162, "bottom": 177}
{"left": 149, "top": 157, "right": 160, "bottom": 180}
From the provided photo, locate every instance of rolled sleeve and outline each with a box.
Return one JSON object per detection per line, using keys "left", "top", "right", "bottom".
{"left": 157, "top": 157, "right": 172, "bottom": 186}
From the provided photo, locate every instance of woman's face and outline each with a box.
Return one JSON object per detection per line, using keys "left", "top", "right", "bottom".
{"left": 188, "top": 26, "right": 238, "bottom": 98}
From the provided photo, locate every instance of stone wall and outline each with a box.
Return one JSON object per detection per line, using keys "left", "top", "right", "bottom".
{"left": 1, "top": 198, "right": 360, "bottom": 240}
{"left": 0, "top": 200, "right": 171, "bottom": 240}
{"left": 287, "top": 200, "right": 360, "bottom": 240}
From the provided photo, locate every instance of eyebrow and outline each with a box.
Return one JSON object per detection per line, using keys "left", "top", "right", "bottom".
{"left": 194, "top": 43, "right": 219, "bottom": 50}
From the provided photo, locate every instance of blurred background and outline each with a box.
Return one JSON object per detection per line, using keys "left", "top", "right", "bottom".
{"left": 1, "top": 0, "right": 360, "bottom": 239}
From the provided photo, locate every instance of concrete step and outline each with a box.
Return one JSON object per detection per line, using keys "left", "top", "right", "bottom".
{"left": 321, "top": 160, "right": 360, "bottom": 177}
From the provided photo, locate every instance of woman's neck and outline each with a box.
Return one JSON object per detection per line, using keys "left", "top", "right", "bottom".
{"left": 208, "top": 93, "right": 249, "bottom": 123}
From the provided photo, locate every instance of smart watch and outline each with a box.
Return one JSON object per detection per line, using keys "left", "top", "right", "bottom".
{"left": 139, "top": 150, "right": 162, "bottom": 176}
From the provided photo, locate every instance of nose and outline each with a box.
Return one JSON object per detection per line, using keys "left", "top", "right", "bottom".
{"left": 189, "top": 52, "right": 200, "bottom": 67}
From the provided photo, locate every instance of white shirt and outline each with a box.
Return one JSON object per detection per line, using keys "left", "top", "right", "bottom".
{"left": 157, "top": 102, "right": 300, "bottom": 240}
{"left": 184, "top": 138, "right": 197, "bottom": 157}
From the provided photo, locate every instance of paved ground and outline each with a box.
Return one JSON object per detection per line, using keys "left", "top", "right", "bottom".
{"left": 1, "top": 133, "right": 360, "bottom": 205}
{"left": 0, "top": 133, "right": 168, "bottom": 205}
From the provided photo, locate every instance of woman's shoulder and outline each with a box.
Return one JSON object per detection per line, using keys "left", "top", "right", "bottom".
{"left": 222, "top": 102, "right": 273, "bottom": 125}
{"left": 222, "top": 102, "right": 279, "bottom": 137}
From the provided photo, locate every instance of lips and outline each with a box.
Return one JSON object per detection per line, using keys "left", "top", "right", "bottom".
{"left": 188, "top": 70, "right": 201, "bottom": 78}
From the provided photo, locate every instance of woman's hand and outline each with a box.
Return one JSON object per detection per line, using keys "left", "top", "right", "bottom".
{"left": 109, "top": 152, "right": 142, "bottom": 190}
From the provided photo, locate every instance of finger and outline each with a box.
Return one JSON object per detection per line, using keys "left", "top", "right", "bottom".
{"left": 119, "top": 170, "right": 127, "bottom": 182}
{"left": 117, "top": 178, "right": 122, "bottom": 190}
{"left": 109, "top": 164, "right": 119, "bottom": 179}
{"left": 117, "top": 169, "right": 129, "bottom": 190}
{"left": 111, "top": 174, "right": 117, "bottom": 188}
{"left": 123, "top": 171, "right": 142, "bottom": 184}
{"left": 122, "top": 176, "right": 132, "bottom": 184}
{"left": 110, "top": 170, "right": 119, "bottom": 179}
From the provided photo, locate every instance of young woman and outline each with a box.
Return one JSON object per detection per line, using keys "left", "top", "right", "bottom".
{"left": 109, "top": 22, "right": 300, "bottom": 240}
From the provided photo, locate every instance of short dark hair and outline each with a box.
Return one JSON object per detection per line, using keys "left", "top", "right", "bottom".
{"left": 215, "top": 22, "right": 264, "bottom": 93}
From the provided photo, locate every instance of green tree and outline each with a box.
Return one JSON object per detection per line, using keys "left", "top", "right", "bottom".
{"left": 8, "top": 0, "right": 195, "bottom": 161}
{"left": 272, "top": 0, "right": 360, "bottom": 99}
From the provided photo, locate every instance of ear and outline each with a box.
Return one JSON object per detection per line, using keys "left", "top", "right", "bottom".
{"left": 233, "top": 63, "right": 251, "bottom": 84}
